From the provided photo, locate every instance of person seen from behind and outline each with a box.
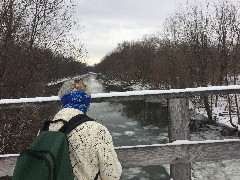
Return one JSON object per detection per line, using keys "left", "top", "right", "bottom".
{"left": 49, "top": 78, "right": 122, "bottom": 180}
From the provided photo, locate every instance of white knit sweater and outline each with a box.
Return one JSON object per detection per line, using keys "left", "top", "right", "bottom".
{"left": 49, "top": 108, "right": 122, "bottom": 180}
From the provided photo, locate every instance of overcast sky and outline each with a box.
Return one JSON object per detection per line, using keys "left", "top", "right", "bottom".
{"left": 73, "top": 0, "right": 181, "bottom": 65}
{"left": 73, "top": 0, "right": 237, "bottom": 65}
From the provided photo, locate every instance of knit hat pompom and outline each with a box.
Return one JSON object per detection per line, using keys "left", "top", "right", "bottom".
{"left": 58, "top": 78, "right": 90, "bottom": 99}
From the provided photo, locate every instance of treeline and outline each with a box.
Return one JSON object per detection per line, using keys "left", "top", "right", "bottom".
{"left": 95, "top": 0, "right": 240, "bottom": 89}
{"left": 0, "top": 0, "right": 88, "bottom": 99}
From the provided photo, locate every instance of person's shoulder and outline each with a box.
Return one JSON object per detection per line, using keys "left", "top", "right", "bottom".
{"left": 53, "top": 108, "right": 82, "bottom": 121}
{"left": 85, "top": 120, "right": 108, "bottom": 130}
{"left": 84, "top": 121, "right": 111, "bottom": 136}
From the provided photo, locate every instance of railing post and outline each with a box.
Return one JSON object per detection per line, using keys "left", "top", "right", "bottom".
{"left": 168, "top": 98, "right": 191, "bottom": 180}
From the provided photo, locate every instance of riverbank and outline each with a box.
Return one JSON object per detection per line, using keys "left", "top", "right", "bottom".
{"left": 96, "top": 74, "right": 240, "bottom": 179}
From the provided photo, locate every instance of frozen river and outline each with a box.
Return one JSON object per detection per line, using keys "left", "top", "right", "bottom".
{"left": 85, "top": 74, "right": 171, "bottom": 179}
{"left": 86, "top": 74, "right": 240, "bottom": 180}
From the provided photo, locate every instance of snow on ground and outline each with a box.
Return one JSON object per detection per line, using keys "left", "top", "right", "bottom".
{"left": 192, "top": 159, "right": 240, "bottom": 180}
{"left": 46, "top": 77, "right": 71, "bottom": 86}
{"left": 129, "top": 83, "right": 152, "bottom": 91}
{"left": 46, "top": 73, "right": 94, "bottom": 86}
{"left": 190, "top": 127, "right": 240, "bottom": 180}
{"left": 191, "top": 94, "right": 240, "bottom": 129}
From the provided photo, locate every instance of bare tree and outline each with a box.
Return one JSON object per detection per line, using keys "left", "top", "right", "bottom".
{"left": 0, "top": 0, "right": 87, "bottom": 99}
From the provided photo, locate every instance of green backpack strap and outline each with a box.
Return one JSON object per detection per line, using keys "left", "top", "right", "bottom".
{"left": 58, "top": 114, "right": 94, "bottom": 135}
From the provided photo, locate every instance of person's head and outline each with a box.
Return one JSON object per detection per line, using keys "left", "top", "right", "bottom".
{"left": 58, "top": 78, "right": 91, "bottom": 114}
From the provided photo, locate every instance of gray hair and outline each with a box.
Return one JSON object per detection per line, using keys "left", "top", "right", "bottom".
{"left": 58, "top": 77, "right": 90, "bottom": 99}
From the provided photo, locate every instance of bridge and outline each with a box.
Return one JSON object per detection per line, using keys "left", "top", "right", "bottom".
{"left": 1, "top": 85, "right": 240, "bottom": 179}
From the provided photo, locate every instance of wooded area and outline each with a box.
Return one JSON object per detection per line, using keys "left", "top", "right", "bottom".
{"left": 95, "top": 0, "right": 240, "bottom": 125}
{"left": 0, "top": 0, "right": 88, "bottom": 99}
{"left": 95, "top": 1, "right": 240, "bottom": 89}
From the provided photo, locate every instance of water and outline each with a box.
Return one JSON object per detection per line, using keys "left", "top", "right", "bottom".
{"left": 85, "top": 74, "right": 171, "bottom": 180}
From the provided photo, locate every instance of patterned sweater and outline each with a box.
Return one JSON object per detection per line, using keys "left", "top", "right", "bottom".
{"left": 49, "top": 108, "right": 122, "bottom": 180}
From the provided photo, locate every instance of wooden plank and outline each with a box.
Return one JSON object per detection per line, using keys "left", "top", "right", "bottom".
{"left": 116, "top": 140, "right": 240, "bottom": 166}
{"left": 2, "top": 140, "right": 240, "bottom": 176}
{"left": 168, "top": 98, "right": 191, "bottom": 180}
{"left": 170, "top": 164, "right": 191, "bottom": 180}
{"left": 2, "top": 86, "right": 240, "bottom": 108}
{"left": 168, "top": 98, "right": 190, "bottom": 141}
{"left": 0, "top": 157, "right": 17, "bottom": 177}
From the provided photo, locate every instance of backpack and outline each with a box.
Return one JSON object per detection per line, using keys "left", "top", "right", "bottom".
{"left": 13, "top": 114, "right": 93, "bottom": 180}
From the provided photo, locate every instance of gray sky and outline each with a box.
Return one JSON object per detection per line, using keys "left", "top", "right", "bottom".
{"left": 74, "top": 0, "right": 238, "bottom": 65}
{"left": 74, "top": 0, "right": 180, "bottom": 65}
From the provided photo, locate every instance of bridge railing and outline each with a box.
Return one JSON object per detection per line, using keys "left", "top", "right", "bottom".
{"left": 1, "top": 85, "right": 240, "bottom": 180}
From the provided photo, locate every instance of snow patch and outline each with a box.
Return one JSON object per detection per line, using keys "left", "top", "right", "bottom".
{"left": 2, "top": 85, "right": 240, "bottom": 104}
{"left": 115, "top": 139, "right": 240, "bottom": 149}
{"left": 143, "top": 125, "right": 159, "bottom": 130}
{"left": 0, "top": 154, "right": 19, "bottom": 158}
{"left": 0, "top": 96, "right": 59, "bottom": 104}
{"left": 125, "top": 122, "right": 139, "bottom": 126}
{"left": 111, "top": 132, "right": 122, "bottom": 137}
{"left": 124, "top": 131, "right": 135, "bottom": 136}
